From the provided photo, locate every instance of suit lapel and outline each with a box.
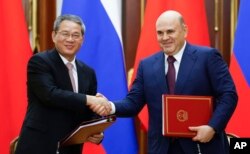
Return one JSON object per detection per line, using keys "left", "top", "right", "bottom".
{"left": 175, "top": 44, "right": 197, "bottom": 94}
{"left": 153, "top": 52, "right": 168, "bottom": 94}
{"left": 50, "top": 50, "right": 87, "bottom": 93}
{"left": 49, "top": 49, "right": 74, "bottom": 91}
{"left": 76, "top": 60, "right": 85, "bottom": 93}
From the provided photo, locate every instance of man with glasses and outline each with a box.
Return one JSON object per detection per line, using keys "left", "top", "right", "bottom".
{"left": 15, "top": 14, "right": 111, "bottom": 154}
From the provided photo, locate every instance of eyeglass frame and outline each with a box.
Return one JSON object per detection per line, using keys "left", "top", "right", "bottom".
{"left": 56, "top": 31, "right": 83, "bottom": 40}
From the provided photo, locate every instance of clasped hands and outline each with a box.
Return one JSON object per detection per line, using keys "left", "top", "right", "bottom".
{"left": 86, "top": 93, "right": 111, "bottom": 116}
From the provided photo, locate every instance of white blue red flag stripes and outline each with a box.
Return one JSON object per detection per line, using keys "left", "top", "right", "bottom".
{"left": 226, "top": 0, "right": 250, "bottom": 137}
{"left": 61, "top": 0, "right": 138, "bottom": 153}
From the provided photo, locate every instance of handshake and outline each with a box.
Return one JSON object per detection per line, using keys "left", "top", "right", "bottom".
{"left": 86, "top": 93, "right": 112, "bottom": 116}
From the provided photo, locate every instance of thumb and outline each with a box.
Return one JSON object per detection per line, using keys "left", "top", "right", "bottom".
{"left": 96, "top": 92, "right": 104, "bottom": 97}
{"left": 96, "top": 93, "right": 108, "bottom": 101}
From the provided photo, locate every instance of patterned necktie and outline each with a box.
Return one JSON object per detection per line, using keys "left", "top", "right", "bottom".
{"left": 166, "top": 56, "right": 176, "bottom": 94}
{"left": 66, "top": 62, "right": 76, "bottom": 92}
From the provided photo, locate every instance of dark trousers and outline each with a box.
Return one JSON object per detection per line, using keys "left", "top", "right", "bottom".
{"left": 168, "top": 138, "right": 184, "bottom": 154}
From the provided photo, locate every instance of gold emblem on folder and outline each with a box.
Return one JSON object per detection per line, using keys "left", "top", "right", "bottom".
{"left": 176, "top": 109, "right": 188, "bottom": 122}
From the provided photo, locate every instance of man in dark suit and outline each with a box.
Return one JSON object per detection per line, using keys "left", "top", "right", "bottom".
{"left": 15, "top": 14, "right": 110, "bottom": 154}
{"left": 107, "top": 10, "right": 238, "bottom": 154}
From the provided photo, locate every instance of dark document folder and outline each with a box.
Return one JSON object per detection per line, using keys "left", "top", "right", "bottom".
{"left": 60, "top": 115, "right": 116, "bottom": 146}
{"left": 162, "top": 95, "right": 213, "bottom": 137}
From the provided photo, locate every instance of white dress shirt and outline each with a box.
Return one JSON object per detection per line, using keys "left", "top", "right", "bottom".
{"left": 59, "top": 54, "right": 79, "bottom": 93}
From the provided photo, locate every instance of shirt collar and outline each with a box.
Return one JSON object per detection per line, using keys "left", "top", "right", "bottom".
{"left": 165, "top": 41, "right": 186, "bottom": 63}
{"left": 59, "top": 54, "right": 77, "bottom": 70}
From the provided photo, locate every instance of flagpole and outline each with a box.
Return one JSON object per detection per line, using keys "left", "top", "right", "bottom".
{"left": 230, "top": 0, "right": 239, "bottom": 53}
{"left": 138, "top": 2, "right": 148, "bottom": 154}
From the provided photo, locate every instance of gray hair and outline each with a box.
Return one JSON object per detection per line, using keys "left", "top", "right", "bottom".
{"left": 53, "top": 14, "right": 86, "bottom": 35}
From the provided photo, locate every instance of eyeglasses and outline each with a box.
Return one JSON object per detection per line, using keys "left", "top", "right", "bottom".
{"left": 56, "top": 31, "right": 82, "bottom": 40}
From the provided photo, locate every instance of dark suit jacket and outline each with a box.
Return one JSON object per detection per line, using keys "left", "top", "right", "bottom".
{"left": 16, "top": 49, "right": 98, "bottom": 154}
{"left": 115, "top": 43, "right": 238, "bottom": 154}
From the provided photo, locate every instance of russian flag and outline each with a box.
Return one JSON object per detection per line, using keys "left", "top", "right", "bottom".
{"left": 61, "top": 0, "right": 138, "bottom": 153}
{"left": 226, "top": 0, "right": 250, "bottom": 137}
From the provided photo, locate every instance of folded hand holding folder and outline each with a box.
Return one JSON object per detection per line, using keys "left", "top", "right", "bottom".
{"left": 60, "top": 115, "right": 116, "bottom": 146}
{"left": 162, "top": 95, "right": 213, "bottom": 137}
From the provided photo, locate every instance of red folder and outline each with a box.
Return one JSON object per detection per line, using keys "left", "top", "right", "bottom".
{"left": 162, "top": 95, "right": 213, "bottom": 137}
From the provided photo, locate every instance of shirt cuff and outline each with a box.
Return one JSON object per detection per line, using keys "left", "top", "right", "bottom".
{"left": 109, "top": 101, "right": 116, "bottom": 114}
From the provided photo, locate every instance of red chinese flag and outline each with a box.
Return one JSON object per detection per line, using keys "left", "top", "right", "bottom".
{"left": 0, "top": 0, "right": 32, "bottom": 153}
{"left": 133, "top": 0, "right": 210, "bottom": 130}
